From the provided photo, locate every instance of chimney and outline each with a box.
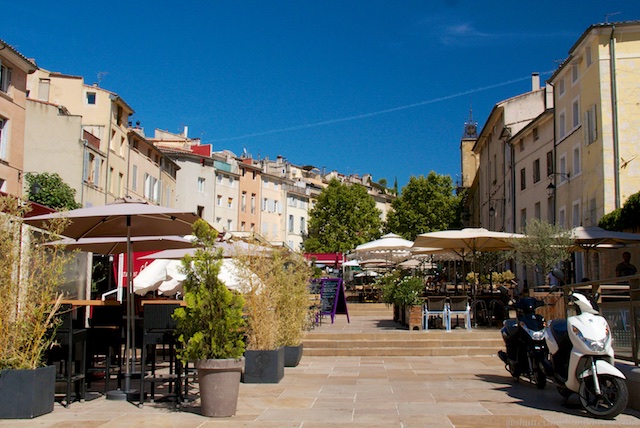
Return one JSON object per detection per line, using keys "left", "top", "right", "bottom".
{"left": 532, "top": 72, "right": 540, "bottom": 91}
{"left": 183, "top": 125, "right": 188, "bottom": 138}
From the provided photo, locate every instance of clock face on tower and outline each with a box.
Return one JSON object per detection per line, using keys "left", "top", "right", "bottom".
{"left": 465, "top": 123, "right": 477, "bottom": 137}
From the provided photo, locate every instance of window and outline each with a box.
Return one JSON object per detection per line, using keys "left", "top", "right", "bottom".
{"left": 240, "top": 221, "right": 246, "bottom": 231}
{"left": 0, "top": 61, "right": 12, "bottom": 93}
{"left": 227, "top": 197, "right": 233, "bottom": 208}
{"left": 534, "top": 202, "right": 541, "bottom": 220}
{"left": 572, "top": 64, "right": 579, "bottom": 84}
{"left": 300, "top": 217, "right": 306, "bottom": 234}
{"left": 533, "top": 159, "right": 541, "bottom": 183}
{"left": 262, "top": 198, "right": 268, "bottom": 211}
{"left": 585, "top": 105, "right": 597, "bottom": 145}
{"left": 0, "top": 118, "right": 7, "bottom": 160}
{"left": 274, "top": 200, "right": 279, "bottom": 213}
{"left": 559, "top": 111, "right": 566, "bottom": 139}
{"left": 86, "top": 92, "right": 96, "bottom": 105}
{"left": 197, "top": 205, "right": 204, "bottom": 218}
{"left": 573, "top": 145, "right": 581, "bottom": 175}
{"left": 520, "top": 209, "right": 527, "bottom": 232}
{"left": 585, "top": 46, "right": 592, "bottom": 67}
{"left": 216, "top": 195, "right": 222, "bottom": 206}
{"left": 197, "top": 177, "right": 205, "bottom": 193}
{"left": 93, "top": 156, "right": 102, "bottom": 185}
{"left": 547, "top": 197, "right": 554, "bottom": 223}
{"left": 108, "top": 167, "right": 114, "bottom": 193}
{"left": 251, "top": 193, "right": 256, "bottom": 214}
{"left": 558, "top": 78, "right": 565, "bottom": 97}
{"left": 520, "top": 168, "right": 526, "bottom": 190}
{"left": 559, "top": 154, "right": 568, "bottom": 183}
{"left": 532, "top": 127, "right": 539, "bottom": 141}
{"left": 38, "top": 78, "right": 50, "bottom": 101}
{"left": 572, "top": 99, "right": 580, "bottom": 128}
{"left": 559, "top": 207, "right": 566, "bottom": 228}
{"left": 572, "top": 201, "right": 581, "bottom": 227}
{"left": 241, "top": 192, "right": 247, "bottom": 212}
{"left": 288, "top": 215, "right": 294, "bottom": 232}
{"left": 546, "top": 151, "right": 553, "bottom": 177}
{"left": 132, "top": 165, "right": 138, "bottom": 191}
{"left": 117, "top": 173, "right": 123, "bottom": 197}
{"left": 227, "top": 219, "right": 232, "bottom": 231}
{"left": 518, "top": 139, "right": 524, "bottom": 152}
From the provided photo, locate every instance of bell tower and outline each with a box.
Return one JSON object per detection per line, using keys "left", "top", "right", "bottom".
{"left": 460, "top": 107, "right": 478, "bottom": 189}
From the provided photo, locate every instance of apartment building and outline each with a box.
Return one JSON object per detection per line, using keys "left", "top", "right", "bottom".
{"left": 548, "top": 21, "right": 640, "bottom": 279}
{"left": 465, "top": 75, "right": 547, "bottom": 232}
{"left": 0, "top": 39, "right": 37, "bottom": 196}
{"left": 212, "top": 151, "right": 240, "bottom": 233}
{"left": 127, "top": 129, "right": 178, "bottom": 207}
{"left": 238, "top": 158, "right": 261, "bottom": 234}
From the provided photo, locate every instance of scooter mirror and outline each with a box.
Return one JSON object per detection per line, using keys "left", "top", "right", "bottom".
{"left": 552, "top": 267, "right": 565, "bottom": 283}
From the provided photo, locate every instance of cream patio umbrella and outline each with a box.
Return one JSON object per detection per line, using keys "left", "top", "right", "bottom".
{"left": 24, "top": 197, "right": 200, "bottom": 401}
{"left": 567, "top": 226, "right": 640, "bottom": 280}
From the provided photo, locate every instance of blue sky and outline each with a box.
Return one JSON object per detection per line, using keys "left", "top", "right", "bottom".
{"left": 5, "top": 1, "right": 639, "bottom": 189}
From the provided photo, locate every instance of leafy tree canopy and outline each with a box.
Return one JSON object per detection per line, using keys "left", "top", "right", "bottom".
{"left": 304, "top": 179, "right": 382, "bottom": 253}
{"left": 384, "top": 172, "right": 462, "bottom": 240}
{"left": 25, "top": 172, "right": 81, "bottom": 210}
{"left": 599, "top": 190, "right": 640, "bottom": 232}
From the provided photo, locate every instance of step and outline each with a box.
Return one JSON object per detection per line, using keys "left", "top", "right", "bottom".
{"left": 303, "top": 347, "right": 500, "bottom": 357}
{"left": 303, "top": 330, "right": 503, "bottom": 357}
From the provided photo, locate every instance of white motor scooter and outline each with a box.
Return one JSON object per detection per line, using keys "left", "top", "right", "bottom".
{"left": 542, "top": 290, "right": 628, "bottom": 419}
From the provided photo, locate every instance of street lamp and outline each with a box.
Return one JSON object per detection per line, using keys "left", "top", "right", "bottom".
{"left": 546, "top": 172, "right": 571, "bottom": 196}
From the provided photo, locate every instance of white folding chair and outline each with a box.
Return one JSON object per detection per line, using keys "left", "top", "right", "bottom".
{"left": 447, "top": 296, "right": 471, "bottom": 331}
{"left": 423, "top": 296, "right": 449, "bottom": 331}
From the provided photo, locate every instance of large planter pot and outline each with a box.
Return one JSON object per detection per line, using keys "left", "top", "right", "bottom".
{"left": 284, "top": 344, "right": 303, "bottom": 367}
{"left": 0, "top": 365, "right": 55, "bottom": 419}
{"left": 405, "top": 305, "right": 423, "bottom": 331}
{"left": 195, "top": 357, "right": 245, "bottom": 417}
{"left": 242, "top": 347, "right": 284, "bottom": 384}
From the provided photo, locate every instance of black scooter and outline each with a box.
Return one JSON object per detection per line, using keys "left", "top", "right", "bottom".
{"left": 498, "top": 296, "right": 548, "bottom": 389}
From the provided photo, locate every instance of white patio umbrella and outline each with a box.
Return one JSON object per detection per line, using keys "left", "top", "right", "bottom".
{"left": 23, "top": 197, "right": 200, "bottom": 400}
{"left": 354, "top": 233, "right": 414, "bottom": 264}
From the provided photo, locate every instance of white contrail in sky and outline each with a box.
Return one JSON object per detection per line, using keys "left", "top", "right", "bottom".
{"left": 208, "top": 71, "right": 553, "bottom": 143}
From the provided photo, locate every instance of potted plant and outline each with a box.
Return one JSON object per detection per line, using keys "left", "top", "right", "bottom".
{"left": 234, "top": 246, "right": 309, "bottom": 381}
{"left": 0, "top": 196, "right": 73, "bottom": 419}
{"left": 377, "top": 271, "right": 402, "bottom": 321}
{"left": 272, "top": 250, "right": 314, "bottom": 367}
{"left": 173, "top": 219, "right": 246, "bottom": 417}
{"left": 394, "top": 276, "right": 426, "bottom": 330}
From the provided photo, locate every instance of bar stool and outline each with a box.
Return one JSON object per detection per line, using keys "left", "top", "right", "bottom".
{"left": 47, "top": 305, "right": 87, "bottom": 407}
{"left": 139, "top": 303, "right": 182, "bottom": 406}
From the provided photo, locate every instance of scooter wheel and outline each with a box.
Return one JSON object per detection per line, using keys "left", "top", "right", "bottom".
{"left": 533, "top": 368, "right": 546, "bottom": 390}
{"left": 579, "top": 374, "right": 629, "bottom": 419}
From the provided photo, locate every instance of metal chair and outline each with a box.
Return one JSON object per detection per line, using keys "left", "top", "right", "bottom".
{"left": 447, "top": 296, "right": 471, "bottom": 331}
{"left": 423, "top": 296, "right": 449, "bottom": 331}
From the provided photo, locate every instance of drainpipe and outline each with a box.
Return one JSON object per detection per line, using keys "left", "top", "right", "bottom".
{"left": 105, "top": 95, "right": 116, "bottom": 204}
{"left": 547, "top": 81, "right": 557, "bottom": 224}
{"left": 609, "top": 25, "right": 621, "bottom": 209}
{"left": 81, "top": 137, "right": 88, "bottom": 206}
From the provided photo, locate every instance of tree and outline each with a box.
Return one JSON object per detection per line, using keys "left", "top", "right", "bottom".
{"left": 25, "top": 172, "right": 81, "bottom": 210}
{"left": 510, "top": 218, "right": 573, "bottom": 286}
{"left": 385, "top": 172, "right": 462, "bottom": 241}
{"left": 599, "top": 190, "right": 640, "bottom": 232}
{"left": 304, "top": 179, "right": 382, "bottom": 253}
